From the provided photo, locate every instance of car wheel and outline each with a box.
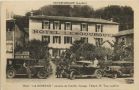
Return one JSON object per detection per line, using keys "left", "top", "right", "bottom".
{"left": 95, "top": 70, "right": 102, "bottom": 79}
{"left": 130, "top": 70, "right": 134, "bottom": 77}
{"left": 69, "top": 71, "right": 76, "bottom": 80}
{"left": 37, "top": 71, "right": 47, "bottom": 79}
{"left": 7, "top": 69, "right": 16, "bottom": 78}
{"left": 112, "top": 73, "right": 118, "bottom": 79}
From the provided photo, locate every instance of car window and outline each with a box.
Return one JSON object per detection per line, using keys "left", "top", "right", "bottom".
{"left": 75, "top": 62, "right": 82, "bottom": 65}
{"left": 112, "top": 63, "right": 121, "bottom": 66}
{"left": 123, "top": 63, "right": 133, "bottom": 66}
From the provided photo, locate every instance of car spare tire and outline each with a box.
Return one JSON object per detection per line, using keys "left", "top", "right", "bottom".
{"left": 37, "top": 70, "right": 47, "bottom": 79}
{"left": 69, "top": 71, "right": 76, "bottom": 80}
{"left": 112, "top": 73, "right": 118, "bottom": 79}
{"left": 7, "top": 69, "right": 16, "bottom": 78}
{"left": 95, "top": 69, "right": 103, "bottom": 79}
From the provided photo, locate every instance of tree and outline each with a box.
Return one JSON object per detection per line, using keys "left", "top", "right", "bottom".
{"left": 64, "top": 40, "right": 113, "bottom": 63}
{"left": 113, "top": 41, "right": 134, "bottom": 61}
{"left": 94, "top": 5, "right": 133, "bottom": 30}
{"left": 27, "top": 39, "right": 49, "bottom": 59}
{"left": 24, "top": 5, "right": 133, "bottom": 31}
{"left": 15, "top": 39, "right": 50, "bottom": 60}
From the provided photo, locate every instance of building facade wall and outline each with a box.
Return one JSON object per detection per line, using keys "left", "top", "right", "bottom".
{"left": 29, "top": 17, "right": 119, "bottom": 58}
{"left": 6, "top": 20, "right": 27, "bottom": 58}
{"left": 116, "top": 34, "right": 133, "bottom": 46}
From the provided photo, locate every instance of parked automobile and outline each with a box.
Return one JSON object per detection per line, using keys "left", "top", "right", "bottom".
{"left": 6, "top": 58, "right": 52, "bottom": 79}
{"left": 103, "top": 61, "right": 134, "bottom": 78}
{"left": 67, "top": 60, "right": 103, "bottom": 80}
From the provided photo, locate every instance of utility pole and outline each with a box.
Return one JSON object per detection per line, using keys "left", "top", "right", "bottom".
{"left": 13, "top": 19, "right": 16, "bottom": 58}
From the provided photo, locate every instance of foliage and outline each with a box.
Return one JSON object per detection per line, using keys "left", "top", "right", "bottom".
{"left": 26, "top": 5, "right": 94, "bottom": 18}
{"left": 27, "top": 39, "right": 49, "bottom": 59}
{"left": 14, "top": 5, "right": 133, "bottom": 31}
{"left": 113, "top": 42, "right": 134, "bottom": 61}
{"left": 63, "top": 40, "right": 113, "bottom": 64}
{"left": 13, "top": 15, "right": 29, "bottom": 29}
{"left": 24, "top": 5, "right": 133, "bottom": 31}
{"left": 15, "top": 39, "right": 50, "bottom": 59}
{"left": 94, "top": 5, "right": 133, "bottom": 30}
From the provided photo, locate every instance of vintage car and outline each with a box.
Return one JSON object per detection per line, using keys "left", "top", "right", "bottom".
{"left": 6, "top": 58, "right": 52, "bottom": 79}
{"left": 67, "top": 61, "right": 103, "bottom": 80}
{"left": 103, "top": 61, "right": 134, "bottom": 78}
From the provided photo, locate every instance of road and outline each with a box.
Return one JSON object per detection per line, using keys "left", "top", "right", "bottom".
{"left": 6, "top": 60, "right": 134, "bottom": 85}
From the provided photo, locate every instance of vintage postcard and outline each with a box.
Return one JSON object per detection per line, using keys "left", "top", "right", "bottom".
{"left": 0, "top": 0, "right": 138, "bottom": 90}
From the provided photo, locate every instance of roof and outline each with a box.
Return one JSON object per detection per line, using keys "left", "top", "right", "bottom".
{"left": 113, "top": 29, "right": 133, "bottom": 37}
{"left": 30, "top": 15, "right": 118, "bottom": 25}
{"left": 6, "top": 31, "right": 13, "bottom": 40}
{"left": 76, "top": 61, "right": 93, "bottom": 64}
{"left": 6, "top": 19, "right": 16, "bottom": 22}
{"left": 8, "top": 58, "right": 36, "bottom": 61}
{"left": 112, "top": 61, "right": 133, "bottom": 64}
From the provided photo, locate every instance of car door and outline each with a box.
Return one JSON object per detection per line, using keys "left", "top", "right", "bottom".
{"left": 120, "top": 63, "right": 130, "bottom": 74}
{"left": 123, "top": 63, "right": 132, "bottom": 74}
{"left": 15, "top": 60, "right": 27, "bottom": 74}
{"left": 88, "top": 64, "right": 96, "bottom": 75}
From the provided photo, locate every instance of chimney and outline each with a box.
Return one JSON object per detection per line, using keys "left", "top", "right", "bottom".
{"left": 30, "top": 11, "right": 34, "bottom": 16}
{"left": 110, "top": 18, "right": 113, "bottom": 22}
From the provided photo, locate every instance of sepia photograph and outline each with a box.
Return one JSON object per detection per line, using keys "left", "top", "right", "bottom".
{"left": 1, "top": 0, "right": 137, "bottom": 90}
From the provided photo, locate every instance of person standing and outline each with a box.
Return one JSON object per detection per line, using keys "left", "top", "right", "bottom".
{"left": 94, "top": 58, "right": 99, "bottom": 67}
{"left": 56, "top": 64, "right": 61, "bottom": 78}
{"left": 23, "top": 62, "right": 31, "bottom": 78}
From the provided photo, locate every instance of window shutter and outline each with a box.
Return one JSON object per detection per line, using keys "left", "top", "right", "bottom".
{"left": 53, "top": 36, "right": 54, "bottom": 43}
{"left": 81, "top": 24, "right": 82, "bottom": 31}
{"left": 53, "top": 21, "right": 55, "bottom": 30}
{"left": 59, "top": 36, "right": 61, "bottom": 44}
{"left": 42, "top": 36, "right": 44, "bottom": 41}
{"left": 101, "top": 24, "right": 103, "bottom": 32}
{"left": 48, "top": 22, "right": 50, "bottom": 29}
{"left": 70, "top": 37, "right": 72, "bottom": 44}
{"left": 95, "top": 24, "right": 97, "bottom": 32}
{"left": 87, "top": 24, "right": 88, "bottom": 31}
{"left": 59, "top": 22, "right": 61, "bottom": 30}
{"left": 71, "top": 23, "right": 72, "bottom": 30}
{"left": 48, "top": 36, "right": 50, "bottom": 43}
{"left": 64, "top": 23, "right": 66, "bottom": 30}
{"left": 64, "top": 37, "right": 65, "bottom": 44}
{"left": 42, "top": 21, "right": 44, "bottom": 29}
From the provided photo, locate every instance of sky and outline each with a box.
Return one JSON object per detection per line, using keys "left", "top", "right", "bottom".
{"left": 3, "top": 0, "right": 135, "bottom": 16}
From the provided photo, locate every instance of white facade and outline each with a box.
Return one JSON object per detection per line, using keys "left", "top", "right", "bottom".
{"left": 29, "top": 16, "right": 119, "bottom": 58}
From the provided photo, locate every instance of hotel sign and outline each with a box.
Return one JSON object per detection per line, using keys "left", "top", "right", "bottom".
{"left": 32, "top": 29, "right": 113, "bottom": 37}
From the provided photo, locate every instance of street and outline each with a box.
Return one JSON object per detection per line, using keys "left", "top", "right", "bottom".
{"left": 6, "top": 61, "right": 134, "bottom": 84}
{"left": 5, "top": 60, "right": 134, "bottom": 90}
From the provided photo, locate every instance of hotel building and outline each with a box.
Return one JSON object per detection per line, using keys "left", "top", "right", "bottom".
{"left": 29, "top": 15, "right": 119, "bottom": 58}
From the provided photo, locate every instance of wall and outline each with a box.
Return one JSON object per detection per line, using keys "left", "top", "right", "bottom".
{"left": 29, "top": 18, "right": 119, "bottom": 49}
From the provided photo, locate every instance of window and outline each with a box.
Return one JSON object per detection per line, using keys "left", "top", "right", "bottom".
{"left": 42, "top": 36, "right": 50, "bottom": 43}
{"left": 120, "top": 37, "right": 126, "bottom": 45}
{"left": 95, "top": 38, "right": 103, "bottom": 46}
{"left": 65, "top": 22, "right": 72, "bottom": 30}
{"left": 42, "top": 21, "right": 50, "bottom": 29}
{"left": 53, "top": 36, "right": 61, "bottom": 44}
{"left": 95, "top": 24, "right": 103, "bottom": 32}
{"left": 6, "top": 42, "right": 13, "bottom": 53}
{"left": 64, "top": 36, "right": 72, "bottom": 44}
{"left": 81, "top": 23, "right": 88, "bottom": 31}
{"left": 81, "top": 37, "right": 88, "bottom": 43}
{"left": 52, "top": 49, "right": 60, "bottom": 57}
{"left": 53, "top": 21, "right": 61, "bottom": 30}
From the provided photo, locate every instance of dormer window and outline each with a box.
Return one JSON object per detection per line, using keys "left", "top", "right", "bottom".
{"left": 81, "top": 23, "right": 88, "bottom": 31}
{"left": 95, "top": 24, "right": 103, "bottom": 32}
{"left": 42, "top": 21, "right": 50, "bottom": 29}
{"left": 65, "top": 22, "right": 72, "bottom": 30}
{"left": 53, "top": 21, "right": 61, "bottom": 30}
